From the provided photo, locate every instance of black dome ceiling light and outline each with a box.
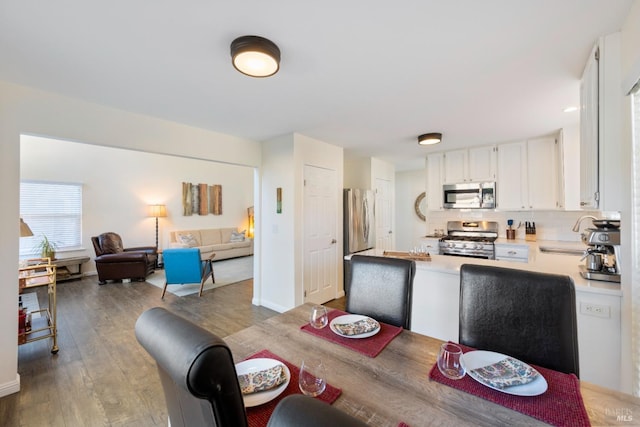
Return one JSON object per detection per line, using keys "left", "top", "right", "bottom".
{"left": 418, "top": 133, "right": 442, "bottom": 146}
{"left": 230, "top": 35, "right": 281, "bottom": 78}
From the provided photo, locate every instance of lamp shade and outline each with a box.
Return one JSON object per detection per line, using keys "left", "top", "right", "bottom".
{"left": 20, "top": 218, "right": 33, "bottom": 237}
{"left": 418, "top": 133, "right": 442, "bottom": 146}
{"left": 231, "top": 35, "right": 280, "bottom": 78}
{"left": 148, "top": 204, "right": 167, "bottom": 218}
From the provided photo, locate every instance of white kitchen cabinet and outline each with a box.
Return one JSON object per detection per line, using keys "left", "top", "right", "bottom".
{"left": 580, "top": 43, "right": 599, "bottom": 209}
{"left": 579, "top": 32, "right": 624, "bottom": 212}
{"left": 418, "top": 237, "right": 441, "bottom": 255}
{"left": 527, "top": 136, "right": 562, "bottom": 210}
{"left": 443, "top": 146, "right": 496, "bottom": 184}
{"left": 468, "top": 145, "right": 497, "bottom": 182}
{"left": 411, "top": 267, "right": 459, "bottom": 341}
{"left": 494, "top": 242, "right": 529, "bottom": 262}
{"left": 426, "top": 153, "right": 444, "bottom": 210}
{"left": 443, "top": 149, "right": 467, "bottom": 183}
{"left": 575, "top": 291, "right": 621, "bottom": 390}
{"left": 496, "top": 136, "right": 562, "bottom": 211}
{"left": 496, "top": 141, "right": 528, "bottom": 210}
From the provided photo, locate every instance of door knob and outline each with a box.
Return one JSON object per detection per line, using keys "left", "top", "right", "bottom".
{"left": 331, "top": 239, "right": 336, "bottom": 244}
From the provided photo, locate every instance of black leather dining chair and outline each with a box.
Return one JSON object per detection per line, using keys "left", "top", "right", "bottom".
{"left": 459, "top": 264, "right": 580, "bottom": 376}
{"left": 135, "top": 307, "right": 367, "bottom": 427}
{"left": 346, "top": 255, "right": 416, "bottom": 329}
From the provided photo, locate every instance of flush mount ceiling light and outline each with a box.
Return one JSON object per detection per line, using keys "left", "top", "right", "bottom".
{"left": 230, "top": 35, "right": 281, "bottom": 78}
{"left": 418, "top": 133, "right": 442, "bottom": 146}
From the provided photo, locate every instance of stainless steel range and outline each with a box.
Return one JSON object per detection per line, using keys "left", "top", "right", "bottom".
{"left": 439, "top": 221, "right": 499, "bottom": 259}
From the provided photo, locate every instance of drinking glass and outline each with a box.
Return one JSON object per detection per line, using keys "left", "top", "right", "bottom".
{"left": 299, "top": 358, "right": 326, "bottom": 396}
{"left": 437, "top": 343, "right": 466, "bottom": 380}
{"left": 309, "top": 305, "right": 328, "bottom": 329}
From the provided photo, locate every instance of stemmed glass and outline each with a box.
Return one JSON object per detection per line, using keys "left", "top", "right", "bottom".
{"left": 299, "top": 358, "right": 326, "bottom": 397}
{"left": 309, "top": 305, "right": 328, "bottom": 329}
{"left": 437, "top": 343, "right": 466, "bottom": 380}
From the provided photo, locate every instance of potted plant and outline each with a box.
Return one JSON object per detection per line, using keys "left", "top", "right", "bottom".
{"left": 35, "top": 235, "right": 58, "bottom": 260}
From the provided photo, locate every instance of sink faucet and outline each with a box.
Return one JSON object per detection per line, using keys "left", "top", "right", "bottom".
{"left": 571, "top": 215, "right": 598, "bottom": 232}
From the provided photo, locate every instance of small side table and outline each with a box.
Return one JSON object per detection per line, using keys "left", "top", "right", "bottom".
{"left": 157, "top": 249, "right": 163, "bottom": 269}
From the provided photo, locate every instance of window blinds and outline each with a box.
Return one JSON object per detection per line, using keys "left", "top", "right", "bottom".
{"left": 19, "top": 181, "right": 83, "bottom": 258}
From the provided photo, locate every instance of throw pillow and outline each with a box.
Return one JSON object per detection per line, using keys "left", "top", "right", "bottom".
{"left": 230, "top": 230, "right": 246, "bottom": 242}
{"left": 177, "top": 233, "right": 199, "bottom": 247}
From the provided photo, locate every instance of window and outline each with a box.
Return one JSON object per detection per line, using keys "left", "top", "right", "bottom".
{"left": 20, "top": 181, "right": 83, "bottom": 258}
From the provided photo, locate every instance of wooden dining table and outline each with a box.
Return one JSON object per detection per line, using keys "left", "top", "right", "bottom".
{"left": 224, "top": 303, "right": 640, "bottom": 426}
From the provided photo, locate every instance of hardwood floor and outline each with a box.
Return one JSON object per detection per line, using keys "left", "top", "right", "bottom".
{"left": 0, "top": 275, "right": 287, "bottom": 427}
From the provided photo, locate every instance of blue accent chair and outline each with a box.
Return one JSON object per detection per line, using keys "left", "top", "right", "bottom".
{"left": 161, "top": 248, "right": 215, "bottom": 299}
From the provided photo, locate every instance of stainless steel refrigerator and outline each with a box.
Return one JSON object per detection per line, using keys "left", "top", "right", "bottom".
{"left": 343, "top": 189, "right": 376, "bottom": 255}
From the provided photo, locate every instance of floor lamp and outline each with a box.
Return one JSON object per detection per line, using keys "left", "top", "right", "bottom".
{"left": 148, "top": 204, "right": 167, "bottom": 250}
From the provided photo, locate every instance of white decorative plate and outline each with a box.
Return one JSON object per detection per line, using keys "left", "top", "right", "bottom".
{"left": 235, "top": 358, "right": 290, "bottom": 407}
{"left": 329, "top": 314, "right": 380, "bottom": 339}
{"left": 460, "top": 350, "right": 548, "bottom": 396}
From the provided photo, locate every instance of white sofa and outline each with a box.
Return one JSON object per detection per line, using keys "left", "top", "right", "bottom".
{"left": 168, "top": 228, "right": 253, "bottom": 261}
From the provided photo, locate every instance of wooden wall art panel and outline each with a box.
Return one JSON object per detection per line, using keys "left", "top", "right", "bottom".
{"left": 182, "top": 182, "right": 193, "bottom": 216}
{"left": 181, "top": 182, "right": 222, "bottom": 216}
{"left": 210, "top": 185, "right": 222, "bottom": 215}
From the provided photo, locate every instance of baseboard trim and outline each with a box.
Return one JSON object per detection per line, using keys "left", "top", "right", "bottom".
{"left": 255, "top": 298, "right": 290, "bottom": 314}
{"left": 0, "top": 374, "right": 20, "bottom": 398}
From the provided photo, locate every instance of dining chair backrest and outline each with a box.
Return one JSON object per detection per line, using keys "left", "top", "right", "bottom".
{"left": 346, "top": 255, "right": 415, "bottom": 329}
{"left": 135, "top": 308, "right": 370, "bottom": 427}
{"left": 135, "top": 307, "right": 247, "bottom": 427}
{"left": 459, "top": 264, "right": 580, "bottom": 376}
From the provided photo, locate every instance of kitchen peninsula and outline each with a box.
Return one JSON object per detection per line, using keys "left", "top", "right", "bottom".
{"left": 347, "top": 242, "right": 622, "bottom": 391}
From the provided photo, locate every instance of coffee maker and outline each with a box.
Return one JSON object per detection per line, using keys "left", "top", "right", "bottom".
{"left": 579, "top": 226, "right": 621, "bottom": 283}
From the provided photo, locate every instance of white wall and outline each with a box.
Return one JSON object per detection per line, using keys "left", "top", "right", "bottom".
{"left": 260, "top": 135, "right": 296, "bottom": 312}
{"left": 20, "top": 135, "right": 253, "bottom": 272}
{"left": 343, "top": 156, "right": 371, "bottom": 189}
{"left": 0, "top": 81, "right": 261, "bottom": 397}
{"left": 395, "top": 169, "right": 427, "bottom": 251}
{"left": 259, "top": 133, "right": 344, "bottom": 312}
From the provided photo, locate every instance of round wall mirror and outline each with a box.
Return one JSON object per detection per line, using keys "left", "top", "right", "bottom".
{"left": 414, "top": 192, "right": 426, "bottom": 221}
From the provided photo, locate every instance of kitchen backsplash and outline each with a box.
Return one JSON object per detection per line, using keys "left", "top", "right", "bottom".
{"left": 426, "top": 209, "right": 608, "bottom": 242}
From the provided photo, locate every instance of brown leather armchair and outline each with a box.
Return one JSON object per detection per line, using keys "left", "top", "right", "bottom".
{"left": 91, "top": 232, "right": 158, "bottom": 285}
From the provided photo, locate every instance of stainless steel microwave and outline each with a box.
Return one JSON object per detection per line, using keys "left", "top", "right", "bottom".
{"left": 443, "top": 182, "right": 496, "bottom": 209}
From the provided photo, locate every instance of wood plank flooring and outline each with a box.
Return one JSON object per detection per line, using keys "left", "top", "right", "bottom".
{"left": 0, "top": 274, "right": 342, "bottom": 427}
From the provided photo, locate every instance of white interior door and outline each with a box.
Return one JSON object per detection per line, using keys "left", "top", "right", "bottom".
{"left": 303, "top": 165, "right": 338, "bottom": 304}
{"left": 375, "top": 177, "right": 393, "bottom": 251}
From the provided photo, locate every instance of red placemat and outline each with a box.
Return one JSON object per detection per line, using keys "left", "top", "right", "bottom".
{"left": 244, "top": 349, "right": 342, "bottom": 427}
{"left": 429, "top": 343, "right": 590, "bottom": 427}
{"left": 300, "top": 309, "right": 403, "bottom": 357}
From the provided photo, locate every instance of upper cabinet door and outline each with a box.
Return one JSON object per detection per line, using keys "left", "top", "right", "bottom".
{"left": 496, "top": 141, "right": 528, "bottom": 210}
{"left": 580, "top": 44, "right": 599, "bottom": 209}
{"left": 426, "top": 153, "right": 444, "bottom": 210}
{"left": 443, "top": 149, "right": 468, "bottom": 183}
{"left": 527, "top": 136, "right": 560, "bottom": 210}
{"left": 468, "top": 146, "right": 496, "bottom": 182}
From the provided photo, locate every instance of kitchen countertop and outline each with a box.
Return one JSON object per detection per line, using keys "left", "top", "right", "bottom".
{"left": 348, "top": 240, "right": 621, "bottom": 297}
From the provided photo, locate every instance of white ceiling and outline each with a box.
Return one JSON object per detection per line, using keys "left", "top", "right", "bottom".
{"left": 0, "top": 1, "right": 633, "bottom": 170}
